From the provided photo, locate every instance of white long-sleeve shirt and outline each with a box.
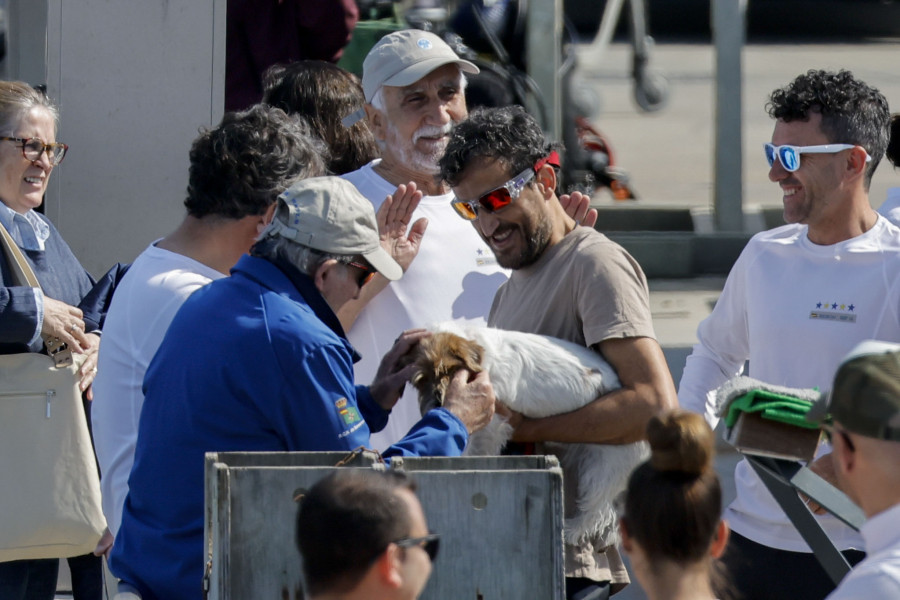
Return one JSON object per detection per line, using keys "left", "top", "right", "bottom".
{"left": 679, "top": 217, "right": 900, "bottom": 551}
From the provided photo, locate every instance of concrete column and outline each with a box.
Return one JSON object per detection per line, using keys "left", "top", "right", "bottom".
{"left": 712, "top": 0, "right": 747, "bottom": 232}
{"left": 527, "top": 0, "right": 562, "bottom": 142}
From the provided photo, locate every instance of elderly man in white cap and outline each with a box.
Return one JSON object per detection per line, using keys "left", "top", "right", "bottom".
{"left": 340, "top": 29, "right": 509, "bottom": 450}
{"left": 107, "top": 176, "right": 496, "bottom": 600}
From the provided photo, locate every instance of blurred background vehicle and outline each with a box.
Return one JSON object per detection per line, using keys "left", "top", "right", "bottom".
{"left": 565, "top": 0, "right": 900, "bottom": 39}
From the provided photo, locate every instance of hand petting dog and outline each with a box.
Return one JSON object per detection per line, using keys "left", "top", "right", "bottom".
{"left": 370, "top": 327, "right": 497, "bottom": 434}
{"left": 440, "top": 369, "right": 496, "bottom": 434}
{"left": 370, "top": 328, "right": 432, "bottom": 411}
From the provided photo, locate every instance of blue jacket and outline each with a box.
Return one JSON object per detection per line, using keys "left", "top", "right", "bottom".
{"left": 0, "top": 212, "right": 96, "bottom": 353}
{"left": 109, "top": 254, "right": 468, "bottom": 600}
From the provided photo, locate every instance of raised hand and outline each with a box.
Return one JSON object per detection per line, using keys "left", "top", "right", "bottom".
{"left": 559, "top": 191, "right": 598, "bottom": 229}
{"left": 377, "top": 182, "right": 428, "bottom": 272}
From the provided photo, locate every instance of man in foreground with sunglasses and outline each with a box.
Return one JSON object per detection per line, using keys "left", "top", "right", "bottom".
{"left": 109, "top": 177, "right": 495, "bottom": 600}
{"left": 297, "top": 469, "right": 438, "bottom": 599}
{"left": 678, "top": 70, "right": 900, "bottom": 599}
{"left": 808, "top": 340, "right": 900, "bottom": 599}
{"left": 440, "top": 105, "right": 679, "bottom": 600}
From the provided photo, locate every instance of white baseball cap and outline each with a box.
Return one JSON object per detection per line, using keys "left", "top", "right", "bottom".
{"left": 362, "top": 29, "right": 479, "bottom": 102}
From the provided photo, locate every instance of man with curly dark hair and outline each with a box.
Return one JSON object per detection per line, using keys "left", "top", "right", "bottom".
{"left": 440, "top": 105, "right": 679, "bottom": 600}
{"left": 91, "top": 105, "right": 326, "bottom": 542}
{"left": 679, "top": 69, "right": 900, "bottom": 599}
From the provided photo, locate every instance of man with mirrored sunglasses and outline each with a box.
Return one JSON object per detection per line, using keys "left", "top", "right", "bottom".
{"left": 297, "top": 469, "right": 438, "bottom": 599}
{"left": 440, "top": 105, "right": 678, "bottom": 600}
{"left": 679, "top": 69, "right": 900, "bottom": 599}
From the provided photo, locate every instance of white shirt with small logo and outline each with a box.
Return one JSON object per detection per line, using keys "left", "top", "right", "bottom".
{"left": 679, "top": 216, "right": 900, "bottom": 552}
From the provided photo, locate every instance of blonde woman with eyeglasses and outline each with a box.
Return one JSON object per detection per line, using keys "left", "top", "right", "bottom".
{"left": 0, "top": 81, "right": 104, "bottom": 600}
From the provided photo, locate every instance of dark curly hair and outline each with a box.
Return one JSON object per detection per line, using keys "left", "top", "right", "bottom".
{"left": 262, "top": 60, "right": 379, "bottom": 175}
{"left": 184, "top": 104, "right": 326, "bottom": 218}
{"left": 887, "top": 113, "right": 900, "bottom": 169}
{"left": 439, "top": 105, "right": 561, "bottom": 189}
{"left": 767, "top": 69, "right": 890, "bottom": 187}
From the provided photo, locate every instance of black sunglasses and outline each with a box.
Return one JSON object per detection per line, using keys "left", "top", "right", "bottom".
{"left": 347, "top": 260, "right": 376, "bottom": 288}
{"left": 394, "top": 533, "right": 440, "bottom": 562}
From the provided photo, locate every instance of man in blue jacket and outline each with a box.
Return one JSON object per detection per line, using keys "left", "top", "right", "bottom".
{"left": 108, "top": 176, "right": 496, "bottom": 600}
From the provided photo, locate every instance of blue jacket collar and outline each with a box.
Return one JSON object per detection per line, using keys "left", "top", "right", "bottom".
{"left": 231, "top": 254, "right": 360, "bottom": 361}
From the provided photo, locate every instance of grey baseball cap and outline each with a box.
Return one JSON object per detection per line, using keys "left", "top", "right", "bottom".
{"left": 362, "top": 29, "right": 479, "bottom": 102}
{"left": 807, "top": 340, "right": 900, "bottom": 441}
{"left": 262, "top": 177, "right": 402, "bottom": 281}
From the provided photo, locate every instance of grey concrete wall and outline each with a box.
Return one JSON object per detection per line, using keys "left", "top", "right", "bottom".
{"left": 7, "top": 0, "right": 226, "bottom": 275}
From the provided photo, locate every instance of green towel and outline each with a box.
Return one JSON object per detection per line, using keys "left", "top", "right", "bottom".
{"left": 716, "top": 377, "right": 820, "bottom": 430}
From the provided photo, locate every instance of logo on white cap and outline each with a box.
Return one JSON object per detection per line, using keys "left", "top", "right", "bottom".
{"left": 417, "top": 38, "right": 433, "bottom": 50}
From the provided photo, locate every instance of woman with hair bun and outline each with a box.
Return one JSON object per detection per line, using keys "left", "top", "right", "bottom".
{"left": 619, "top": 410, "right": 731, "bottom": 600}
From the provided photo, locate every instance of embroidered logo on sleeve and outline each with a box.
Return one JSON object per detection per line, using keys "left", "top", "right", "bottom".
{"left": 335, "top": 398, "right": 362, "bottom": 426}
{"left": 809, "top": 300, "right": 857, "bottom": 323}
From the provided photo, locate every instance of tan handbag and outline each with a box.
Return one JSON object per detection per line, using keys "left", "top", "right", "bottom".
{"left": 0, "top": 221, "right": 106, "bottom": 561}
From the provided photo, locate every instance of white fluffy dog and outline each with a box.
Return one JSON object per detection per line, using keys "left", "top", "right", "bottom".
{"left": 406, "top": 321, "right": 648, "bottom": 546}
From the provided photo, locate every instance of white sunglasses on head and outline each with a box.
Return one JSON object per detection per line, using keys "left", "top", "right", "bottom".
{"left": 764, "top": 143, "right": 871, "bottom": 172}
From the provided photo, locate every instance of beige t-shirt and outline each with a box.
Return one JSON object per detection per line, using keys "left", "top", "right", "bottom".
{"left": 488, "top": 226, "right": 655, "bottom": 590}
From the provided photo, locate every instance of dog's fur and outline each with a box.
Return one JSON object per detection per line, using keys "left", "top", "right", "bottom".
{"left": 406, "top": 322, "right": 648, "bottom": 546}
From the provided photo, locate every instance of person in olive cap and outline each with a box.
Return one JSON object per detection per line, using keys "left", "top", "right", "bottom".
{"left": 812, "top": 340, "right": 900, "bottom": 599}
{"left": 109, "top": 176, "right": 495, "bottom": 600}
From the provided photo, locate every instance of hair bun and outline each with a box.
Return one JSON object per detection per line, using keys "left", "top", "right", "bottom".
{"left": 646, "top": 411, "right": 715, "bottom": 476}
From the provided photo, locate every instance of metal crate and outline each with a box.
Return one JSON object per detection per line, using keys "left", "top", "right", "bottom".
{"left": 204, "top": 451, "right": 565, "bottom": 599}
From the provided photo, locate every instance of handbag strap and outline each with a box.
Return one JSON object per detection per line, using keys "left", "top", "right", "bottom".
{"left": 0, "top": 219, "right": 41, "bottom": 288}
{"left": 0, "top": 218, "right": 73, "bottom": 367}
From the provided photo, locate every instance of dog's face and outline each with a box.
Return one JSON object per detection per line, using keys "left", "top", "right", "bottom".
{"left": 407, "top": 332, "right": 485, "bottom": 415}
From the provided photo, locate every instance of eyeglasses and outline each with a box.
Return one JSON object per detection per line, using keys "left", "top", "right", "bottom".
{"left": 451, "top": 151, "right": 561, "bottom": 221}
{"left": 764, "top": 143, "right": 870, "bottom": 173}
{"left": 348, "top": 261, "right": 376, "bottom": 288}
{"left": 394, "top": 533, "right": 440, "bottom": 562}
{"left": 0, "top": 136, "right": 68, "bottom": 166}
